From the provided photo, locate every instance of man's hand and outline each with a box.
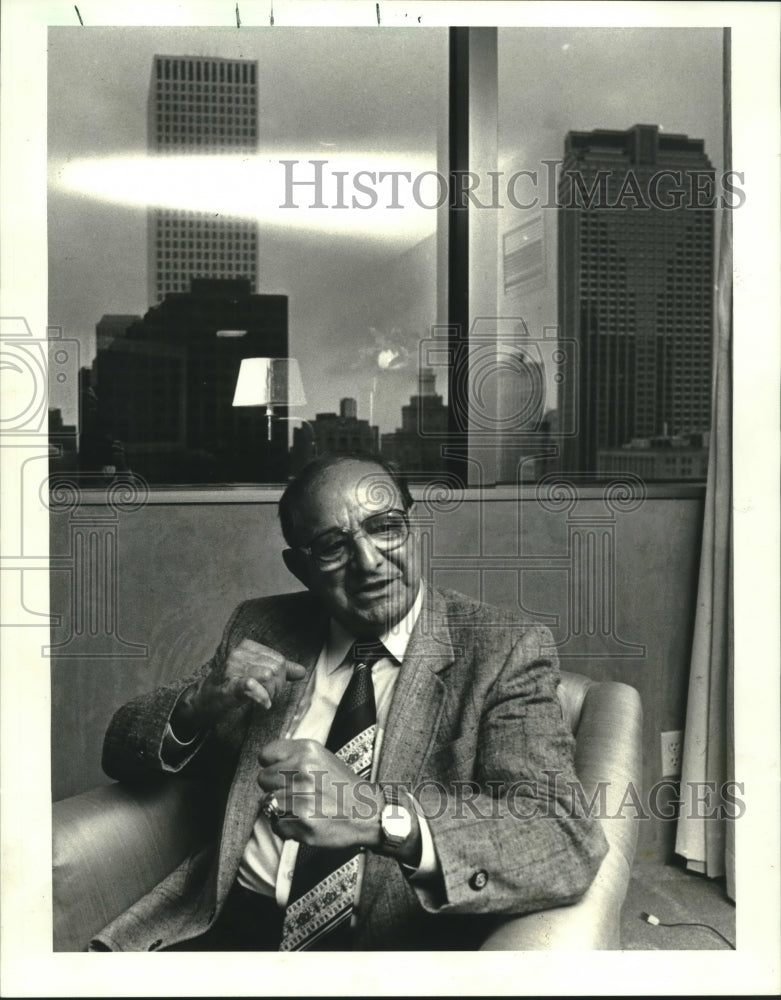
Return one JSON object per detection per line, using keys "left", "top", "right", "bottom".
{"left": 171, "top": 640, "right": 307, "bottom": 741}
{"left": 256, "top": 738, "right": 387, "bottom": 851}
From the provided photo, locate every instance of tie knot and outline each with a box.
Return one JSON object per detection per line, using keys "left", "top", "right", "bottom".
{"left": 350, "top": 638, "right": 389, "bottom": 668}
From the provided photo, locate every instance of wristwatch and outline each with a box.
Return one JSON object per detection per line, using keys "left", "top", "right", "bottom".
{"left": 378, "top": 788, "right": 417, "bottom": 862}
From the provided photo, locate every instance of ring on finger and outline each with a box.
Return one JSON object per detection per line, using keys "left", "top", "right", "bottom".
{"left": 261, "top": 793, "right": 281, "bottom": 822}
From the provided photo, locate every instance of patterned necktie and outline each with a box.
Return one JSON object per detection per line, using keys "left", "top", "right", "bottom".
{"left": 279, "top": 639, "right": 387, "bottom": 951}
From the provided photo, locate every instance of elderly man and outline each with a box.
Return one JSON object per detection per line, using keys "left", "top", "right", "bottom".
{"left": 94, "top": 452, "right": 607, "bottom": 952}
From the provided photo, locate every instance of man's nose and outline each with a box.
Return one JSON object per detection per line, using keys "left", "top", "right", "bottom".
{"left": 350, "top": 531, "right": 383, "bottom": 570}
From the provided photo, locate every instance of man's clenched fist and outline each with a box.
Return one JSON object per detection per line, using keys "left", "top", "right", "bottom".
{"left": 171, "top": 639, "right": 307, "bottom": 740}
{"left": 256, "top": 738, "right": 386, "bottom": 850}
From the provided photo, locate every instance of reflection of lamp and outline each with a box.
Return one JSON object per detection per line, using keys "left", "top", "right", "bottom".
{"left": 232, "top": 357, "right": 307, "bottom": 440}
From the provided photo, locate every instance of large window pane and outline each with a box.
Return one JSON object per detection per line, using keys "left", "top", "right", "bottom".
{"left": 48, "top": 26, "right": 724, "bottom": 488}
{"left": 48, "top": 27, "right": 447, "bottom": 484}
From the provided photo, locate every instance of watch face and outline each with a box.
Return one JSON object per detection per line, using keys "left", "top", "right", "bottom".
{"left": 383, "top": 806, "right": 412, "bottom": 840}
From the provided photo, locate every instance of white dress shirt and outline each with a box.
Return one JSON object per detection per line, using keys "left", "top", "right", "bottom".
{"left": 165, "top": 584, "right": 437, "bottom": 909}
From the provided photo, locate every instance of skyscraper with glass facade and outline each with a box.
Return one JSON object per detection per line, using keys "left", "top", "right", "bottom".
{"left": 558, "top": 124, "right": 714, "bottom": 473}
{"left": 147, "top": 55, "right": 259, "bottom": 304}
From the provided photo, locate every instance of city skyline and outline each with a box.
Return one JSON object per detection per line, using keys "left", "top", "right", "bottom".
{"left": 69, "top": 319, "right": 458, "bottom": 483}
{"left": 47, "top": 26, "right": 723, "bottom": 438}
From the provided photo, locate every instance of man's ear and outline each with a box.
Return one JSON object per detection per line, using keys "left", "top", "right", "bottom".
{"left": 283, "top": 547, "right": 310, "bottom": 588}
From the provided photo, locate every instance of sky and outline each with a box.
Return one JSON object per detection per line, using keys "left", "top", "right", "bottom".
{"left": 47, "top": 24, "right": 723, "bottom": 430}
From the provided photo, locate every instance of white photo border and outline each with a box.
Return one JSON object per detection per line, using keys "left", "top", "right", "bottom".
{"left": 1, "top": 1, "right": 779, "bottom": 996}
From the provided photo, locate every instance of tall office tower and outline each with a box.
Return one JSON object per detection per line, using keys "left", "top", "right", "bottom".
{"left": 558, "top": 124, "right": 714, "bottom": 472}
{"left": 148, "top": 55, "right": 259, "bottom": 304}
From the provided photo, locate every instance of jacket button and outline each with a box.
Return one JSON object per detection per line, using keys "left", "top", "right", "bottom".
{"left": 469, "top": 869, "right": 489, "bottom": 891}
{"left": 148, "top": 939, "right": 163, "bottom": 951}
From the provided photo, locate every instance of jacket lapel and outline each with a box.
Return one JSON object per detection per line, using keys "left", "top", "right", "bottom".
{"left": 376, "top": 587, "right": 453, "bottom": 782}
{"left": 215, "top": 596, "right": 328, "bottom": 902}
{"left": 359, "top": 588, "right": 454, "bottom": 918}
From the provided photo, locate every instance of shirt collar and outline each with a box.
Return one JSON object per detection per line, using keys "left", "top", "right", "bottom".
{"left": 323, "top": 583, "right": 424, "bottom": 675}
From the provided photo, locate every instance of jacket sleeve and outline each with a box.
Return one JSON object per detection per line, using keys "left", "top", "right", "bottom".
{"left": 101, "top": 601, "right": 252, "bottom": 785}
{"left": 411, "top": 625, "right": 609, "bottom": 917}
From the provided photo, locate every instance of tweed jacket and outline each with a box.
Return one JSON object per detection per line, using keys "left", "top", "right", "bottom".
{"left": 93, "top": 587, "right": 608, "bottom": 951}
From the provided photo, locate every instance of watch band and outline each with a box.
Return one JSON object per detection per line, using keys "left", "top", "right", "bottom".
{"left": 381, "top": 783, "right": 401, "bottom": 807}
{"left": 378, "top": 784, "right": 421, "bottom": 870}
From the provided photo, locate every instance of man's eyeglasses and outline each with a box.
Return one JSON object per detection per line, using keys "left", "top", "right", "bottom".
{"left": 298, "top": 509, "right": 410, "bottom": 571}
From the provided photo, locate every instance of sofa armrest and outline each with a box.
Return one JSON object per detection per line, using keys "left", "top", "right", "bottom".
{"left": 52, "top": 778, "right": 212, "bottom": 952}
{"left": 481, "top": 680, "right": 643, "bottom": 950}
{"left": 573, "top": 680, "right": 643, "bottom": 871}
{"left": 478, "top": 849, "right": 631, "bottom": 950}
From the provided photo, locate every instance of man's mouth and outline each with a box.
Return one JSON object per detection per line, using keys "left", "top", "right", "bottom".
{"left": 352, "top": 578, "right": 399, "bottom": 598}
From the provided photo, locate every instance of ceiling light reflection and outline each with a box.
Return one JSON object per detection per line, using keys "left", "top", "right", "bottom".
{"left": 53, "top": 152, "right": 439, "bottom": 241}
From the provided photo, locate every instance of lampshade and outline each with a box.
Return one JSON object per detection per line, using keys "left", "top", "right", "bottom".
{"left": 232, "top": 358, "right": 307, "bottom": 408}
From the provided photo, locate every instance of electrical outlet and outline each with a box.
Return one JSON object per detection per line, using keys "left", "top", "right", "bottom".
{"left": 660, "top": 730, "right": 684, "bottom": 777}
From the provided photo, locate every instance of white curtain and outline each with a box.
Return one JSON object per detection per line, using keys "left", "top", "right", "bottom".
{"left": 674, "top": 28, "right": 734, "bottom": 900}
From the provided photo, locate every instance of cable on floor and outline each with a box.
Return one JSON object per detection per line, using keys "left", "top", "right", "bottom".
{"left": 640, "top": 911, "right": 735, "bottom": 949}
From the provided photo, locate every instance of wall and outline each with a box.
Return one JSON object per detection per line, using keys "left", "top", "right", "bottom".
{"left": 49, "top": 486, "right": 704, "bottom": 862}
